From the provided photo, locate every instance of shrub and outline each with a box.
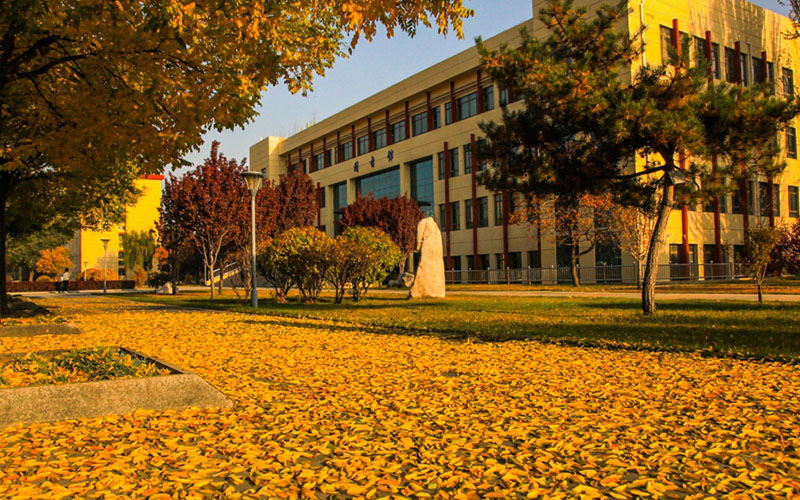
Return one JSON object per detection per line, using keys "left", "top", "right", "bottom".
{"left": 78, "top": 268, "right": 120, "bottom": 281}
{"left": 327, "top": 237, "right": 376, "bottom": 304}
{"left": 257, "top": 239, "right": 292, "bottom": 302}
{"left": 35, "top": 275, "right": 52, "bottom": 282}
{"left": 770, "top": 221, "right": 800, "bottom": 276}
{"left": 149, "top": 272, "right": 172, "bottom": 289}
{"left": 259, "top": 227, "right": 333, "bottom": 303}
{"left": 132, "top": 266, "right": 148, "bottom": 287}
{"left": 35, "top": 247, "right": 72, "bottom": 278}
{"left": 340, "top": 226, "right": 402, "bottom": 301}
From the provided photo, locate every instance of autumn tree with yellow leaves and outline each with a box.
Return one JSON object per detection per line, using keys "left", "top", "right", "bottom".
{"left": 0, "top": 0, "right": 472, "bottom": 314}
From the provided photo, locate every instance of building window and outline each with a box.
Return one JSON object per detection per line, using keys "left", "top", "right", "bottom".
{"left": 449, "top": 148, "right": 459, "bottom": 177}
{"left": 465, "top": 198, "right": 473, "bottom": 229}
{"left": 495, "top": 253, "right": 505, "bottom": 270}
{"left": 789, "top": 185, "right": 799, "bottom": 217}
{"left": 494, "top": 194, "right": 504, "bottom": 226}
{"left": 768, "top": 61, "right": 775, "bottom": 82}
{"left": 326, "top": 148, "right": 334, "bottom": 167}
{"left": 437, "top": 151, "right": 445, "bottom": 180}
{"left": 410, "top": 156, "right": 434, "bottom": 217}
{"left": 712, "top": 43, "right": 721, "bottom": 80}
{"left": 357, "top": 135, "right": 369, "bottom": 156}
{"left": 724, "top": 47, "right": 737, "bottom": 83}
{"left": 450, "top": 201, "right": 460, "bottom": 231}
{"left": 784, "top": 68, "right": 795, "bottom": 98}
{"left": 438, "top": 203, "right": 446, "bottom": 229}
{"left": 391, "top": 120, "right": 406, "bottom": 143}
{"left": 444, "top": 102, "right": 452, "bottom": 125}
{"left": 499, "top": 87, "right": 509, "bottom": 107}
{"left": 478, "top": 196, "right": 489, "bottom": 227}
{"left": 432, "top": 106, "right": 442, "bottom": 129}
{"left": 464, "top": 144, "right": 472, "bottom": 174}
{"left": 740, "top": 53, "right": 749, "bottom": 86}
{"left": 693, "top": 36, "right": 705, "bottom": 68}
{"left": 411, "top": 111, "right": 428, "bottom": 136}
{"left": 660, "top": 26, "right": 673, "bottom": 63}
{"left": 314, "top": 152, "right": 324, "bottom": 171}
{"left": 788, "top": 127, "right": 797, "bottom": 159}
{"left": 456, "top": 92, "right": 478, "bottom": 120}
{"left": 483, "top": 85, "right": 494, "bottom": 111}
{"left": 332, "top": 182, "right": 347, "bottom": 236}
{"left": 373, "top": 128, "right": 386, "bottom": 150}
{"left": 356, "top": 167, "right": 400, "bottom": 199}
{"left": 342, "top": 141, "right": 354, "bottom": 161}
{"left": 752, "top": 56, "right": 763, "bottom": 83}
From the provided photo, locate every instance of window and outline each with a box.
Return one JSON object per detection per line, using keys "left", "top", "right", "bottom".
{"left": 768, "top": 61, "right": 775, "bottom": 82}
{"left": 391, "top": 121, "right": 406, "bottom": 142}
{"left": 759, "top": 182, "right": 771, "bottom": 217}
{"left": 679, "top": 31, "right": 690, "bottom": 61}
{"left": 444, "top": 102, "right": 452, "bottom": 125}
{"left": 373, "top": 128, "right": 386, "bottom": 150}
{"left": 341, "top": 141, "right": 354, "bottom": 161}
{"left": 449, "top": 148, "right": 459, "bottom": 177}
{"left": 693, "top": 36, "right": 706, "bottom": 68}
{"left": 410, "top": 156, "right": 434, "bottom": 217}
{"left": 776, "top": 184, "right": 782, "bottom": 217}
{"left": 494, "top": 194, "right": 504, "bottom": 226}
{"left": 724, "top": 47, "right": 737, "bottom": 83}
{"left": 463, "top": 144, "right": 472, "bottom": 174}
{"left": 660, "top": 26, "right": 673, "bottom": 63}
{"left": 740, "top": 53, "right": 749, "bottom": 86}
{"left": 319, "top": 187, "right": 326, "bottom": 208}
{"left": 332, "top": 182, "right": 347, "bottom": 235}
{"left": 326, "top": 148, "right": 334, "bottom": 167}
{"left": 438, "top": 204, "right": 446, "bottom": 229}
{"left": 495, "top": 253, "right": 505, "bottom": 270}
{"left": 356, "top": 167, "right": 400, "bottom": 199}
{"left": 432, "top": 106, "right": 442, "bottom": 129}
{"left": 788, "top": 127, "right": 797, "bottom": 159}
{"left": 314, "top": 152, "right": 324, "bottom": 171}
{"left": 528, "top": 250, "right": 541, "bottom": 269}
{"left": 450, "top": 201, "right": 460, "bottom": 231}
{"left": 437, "top": 151, "right": 445, "bottom": 180}
{"left": 465, "top": 198, "right": 473, "bottom": 229}
{"left": 712, "top": 43, "right": 721, "bottom": 79}
{"left": 784, "top": 67, "right": 794, "bottom": 97}
{"left": 752, "top": 56, "right": 763, "bottom": 83}
{"left": 411, "top": 111, "right": 428, "bottom": 136}
{"left": 456, "top": 92, "right": 478, "bottom": 120}
{"left": 478, "top": 196, "right": 489, "bottom": 227}
{"left": 509, "top": 252, "right": 522, "bottom": 270}
{"left": 357, "top": 135, "right": 369, "bottom": 156}
{"left": 499, "top": 87, "right": 509, "bottom": 107}
{"left": 483, "top": 85, "right": 494, "bottom": 111}
{"left": 731, "top": 188, "right": 742, "bottom": 214}
{"left": 789, "top": 185, "right": 799, "bottom": 217}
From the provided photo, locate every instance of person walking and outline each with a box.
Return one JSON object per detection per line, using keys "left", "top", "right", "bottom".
{"left": 58, "top": 268, "right": 70, "bottom": 293}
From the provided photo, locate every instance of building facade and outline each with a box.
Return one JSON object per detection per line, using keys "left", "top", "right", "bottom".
{"left": 67, "top": 175, "right": 163, "bottom": 278}
{"left": 250, "top": 0, "right": 800, "bottom": 281}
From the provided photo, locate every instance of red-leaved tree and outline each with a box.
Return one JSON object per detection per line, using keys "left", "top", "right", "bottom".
{"left": 174, "top": 141, "right": 248, "bottom": 298}
{"left": 273, "top": 169, "right": 318, "bottom": 233}
{"left": 157, "top": 174, "right": 194, "bottom": 293}
{"left": 339, "top": 194, "right": 424, "bottom": 274}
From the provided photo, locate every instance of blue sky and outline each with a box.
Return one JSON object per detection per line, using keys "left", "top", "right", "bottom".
{"left": 178, "top": 0, "right": 791, "bottom": 171}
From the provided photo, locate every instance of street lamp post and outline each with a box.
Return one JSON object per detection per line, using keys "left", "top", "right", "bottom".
{"left": 241, "top": 171, "right": 264, "bottom": 308}
{"left": 100, "top": 238, "right": 110, "bottom": 294}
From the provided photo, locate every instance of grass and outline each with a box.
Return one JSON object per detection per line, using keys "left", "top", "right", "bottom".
{"left": 122, "top": 290, "right": 800, "bottom": 361}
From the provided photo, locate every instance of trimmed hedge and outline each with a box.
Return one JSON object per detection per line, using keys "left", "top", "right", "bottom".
{"left": 6, "top": 280, "right": 136, "bottom": 292}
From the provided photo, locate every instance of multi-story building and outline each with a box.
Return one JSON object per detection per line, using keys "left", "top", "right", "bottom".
{"left": 250, "top": 0, "right": 800, "bottom": 282}
{"left": 67, "top": 175, "right": 163, "bottom": 279}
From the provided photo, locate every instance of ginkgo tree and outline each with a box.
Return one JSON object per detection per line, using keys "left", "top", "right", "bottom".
{"left": 0, "top": 0, "right": 472, "bottom": 314}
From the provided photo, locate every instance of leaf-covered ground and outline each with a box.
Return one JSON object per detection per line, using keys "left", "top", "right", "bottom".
{"left": 0, "top": 297, "right": 798, "bottom": 499}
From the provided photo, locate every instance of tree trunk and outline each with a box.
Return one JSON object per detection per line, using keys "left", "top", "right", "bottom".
{"left": 757, "top": 281, "right": 763, "bottom": 304}
{"left": 0, "top": 194, "right": 8, "bottom": 316}
{"left": 208, "top": 256, "right": 216, "bottom": 299}
{"left": 570, "top": 243, "right": 580, "bottom": 287}
{"left": 642, "top": 182, "right": 675, "bottom": 315}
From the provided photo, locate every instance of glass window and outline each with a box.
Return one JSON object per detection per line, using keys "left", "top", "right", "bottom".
{"left": 411, "top": 111, "right": 428, "bottom": 136}
{"left": 465, "top": 198, "right": 473, "bottom": 229}
{"left": 499, "top": 88, "right": 509, "bottom": 107}
{"left": 314, "top": 152, "right": 324, "bottom": 171}
{"left": 660, "top": 26, "right": 673, "bottom": 63}
{"left": 332, "top": 182, "right": 347, "bottom": 235}
{"left": 768, "top": 61, "right": 775, "bottom": 82}
{"left": 478, "top": 196, "right": 489, "bottom": 227}
{"left": 464, "top": 144, "right": 472, "bottom": 175}
{"left": 432, "top": 106, "right": 441, "bottom": 129}
{"left": 437, "top": 151, "right": 445, "bottom": 180}
{"left": 456, "top": 92, "right": 478, "bottom": 120}
{"left": 444, "top": 102, "right": 452, "bottom": 125}
{"left": 438, "top": 203, "right": 446, "bottom": 230}
{"left": 693, "top": 36, "right": 706, "bottom": 68}
{"left": 789, "top": 185, "right": 799, "bottom": 217}
{"left": 752, "top": 56, "right": 763, "bottom": 83}
{"left": 494, "top": 194, "right": 503, "bottom": 226}
{"left": 783, "top": 67, "right": 794, "bottom": 97}
{"left": 326, "top": 148, "right": 333, "bottom": 167}
{"left": 725, "top": 47, "right": 737, "bottom": 84}
{"left": 788, "top": 127, "right": 797, "bottom": 159}
{"left": 712, "top": 43, "right": 721, "bottom": 80}
{"left": 357, "top": 135, "right": 369, "bottom": 156}
{"left": 451, "top": 201, "right": 460, "bottom": 231}
{"left": 409, "top": 156, "right": 434, "bottom": 217}
{"left": 740, "top": 53, "right": 749, "bottom": 86}
{"left": 776, "top": 183, "right": 782, "bottom": 217}
{"left": 341, "top": 141, "right": 353, "bottom": 161}
{"left": 731, "top": 188, "right": 742, "bottom": 214}
{"left": 759, "top": 182, "right": 770, "bottom": 217}
{"left": 355, "top": 167, "right": 400, "bottom": 199}
{"left": 320, "top": 186, "right": 326, "bottom": 208}
{"left": 483, "top": 85, "right": 494, "bottom": 111}
{"left": 495, "top": 253, "right": 505, "bottom": 270}
{"left": 373, "top": 128, "right": 386, "bottom": 150}
{"left": 391, "top": 121, "right": 406, "bottom": 142}
{"left": 449, "top": 148, "right": 459, "bottom": 177}
{"left": 595, "top": 241, "right": 621, "bottom": 267}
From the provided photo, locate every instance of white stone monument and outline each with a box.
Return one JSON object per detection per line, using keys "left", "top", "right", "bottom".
{"left": 409, "top": 217, "right": 446, "bottom": 298}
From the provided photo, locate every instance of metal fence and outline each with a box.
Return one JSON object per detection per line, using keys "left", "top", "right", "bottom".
{"left": 445, "top": 262, "right": 751, "bottom": 285}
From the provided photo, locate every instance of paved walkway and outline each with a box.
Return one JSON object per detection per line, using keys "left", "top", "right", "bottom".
{"left": 13, "top": 286, "right": 800, "bottom": 302}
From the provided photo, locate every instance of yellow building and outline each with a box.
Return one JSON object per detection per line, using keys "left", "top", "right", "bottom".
{"left": 67, "top": 175, "right": 163, "bottom": 279}
{"left": 250, "top": 0, "right": 800, "bottom": 283}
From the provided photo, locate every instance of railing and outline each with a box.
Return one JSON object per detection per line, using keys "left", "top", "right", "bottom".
{"left": 204, "top": 263, "right": 240, "bottom": 286}
{"left": 445, "top": 263, "right": 751, "bottom": 285}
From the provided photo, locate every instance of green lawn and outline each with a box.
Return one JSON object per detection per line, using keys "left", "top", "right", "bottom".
{"left": 122, "top": 291, "right": 800, "bottom": 361}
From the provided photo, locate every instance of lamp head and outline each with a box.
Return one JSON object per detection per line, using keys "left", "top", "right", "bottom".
{"left": 242, "top": 171, "right": 265, "bottom": 195}
{"left": 100, "top": 238, "right": 110, "bottom": 250}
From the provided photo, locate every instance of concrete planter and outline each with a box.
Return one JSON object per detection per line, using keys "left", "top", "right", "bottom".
{"left": 0, "top": 347, "right": 233, "bottom": 428}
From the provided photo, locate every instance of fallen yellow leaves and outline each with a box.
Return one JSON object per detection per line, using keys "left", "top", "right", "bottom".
{"left": 0, "top": 296, "right": 798, "bottom": 499}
